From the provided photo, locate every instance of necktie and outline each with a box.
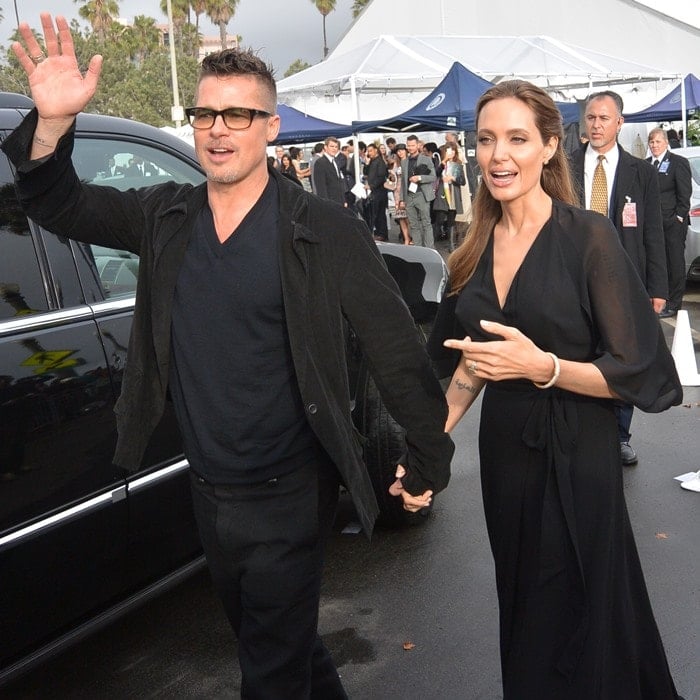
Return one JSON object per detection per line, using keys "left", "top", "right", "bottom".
{"left": 653, "top": 159, "right": 660, "bottom": 169}
{"left": 590, "top": 154, "right": 608, "bottom": 216}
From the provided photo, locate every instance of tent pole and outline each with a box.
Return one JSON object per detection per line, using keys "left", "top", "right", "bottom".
{"left": 350, "top": 76, "right": 362, "bottom": 193}
{"left": 681, "top": 75, "right": 688, "bottom": 147}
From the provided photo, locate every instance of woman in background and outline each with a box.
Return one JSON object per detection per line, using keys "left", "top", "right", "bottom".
{"left": 289, "top": 146, "right": 311, "bottom": 190}
{"left": 279, "top": 153, "right": 300, "bottom": 185}
{"left": 433, "top": 143, "right": 466, "bottom": 252}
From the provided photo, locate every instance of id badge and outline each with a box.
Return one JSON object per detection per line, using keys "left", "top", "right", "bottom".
{"left": 658, "top": 160, "right": 670, "bottom": 174}
{"left": 622, "top": 200, "right": 637, "bottom": 228}
{"left": 408, "top": 181, "right": 419, "bottom": 193}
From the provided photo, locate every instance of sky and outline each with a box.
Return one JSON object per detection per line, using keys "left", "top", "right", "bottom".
{"left": 1, "top": 0, "right": 698, "bottom": 76}
{"left": 0, "top": 0, "right": 357, "bottom": 74}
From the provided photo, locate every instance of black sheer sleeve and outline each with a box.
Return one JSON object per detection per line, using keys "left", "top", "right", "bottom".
{"left": 560, "top": 205, "right": 682, "bottom": 412}
{"left": 426, "top": 281, "right": 467, "bottom": 379}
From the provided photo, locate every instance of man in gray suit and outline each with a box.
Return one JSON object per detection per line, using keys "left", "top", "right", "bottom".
{"left": 399, "top": 134, "right": 436, "bottom": 247}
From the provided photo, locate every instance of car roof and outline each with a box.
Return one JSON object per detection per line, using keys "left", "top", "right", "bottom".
{"left": 0, "top": 92, "right": 34, "bottom": 108}
{"left": 0, "top": 92, "right": 198, "bottom": 164}
{"left": 673, "top": 145, "right": 700, "bottom": 160}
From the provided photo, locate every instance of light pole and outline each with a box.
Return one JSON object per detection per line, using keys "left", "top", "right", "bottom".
{"left": 166, "top": 0, "right": 184, "bottom": 127}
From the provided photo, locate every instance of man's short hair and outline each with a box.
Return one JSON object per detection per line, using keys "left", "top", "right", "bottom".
{"left": 324, "top": 136, "right": 340, "bottom": 147}
{"left": 648, "top": 127, "right": 668, "bottom": 143}
{"left": 199, "top": 48, "right": 277, "bottom": 111}
{"left": 586, "top": 90, "right": 624, "bottom": 115}
{"left": 407, "top": 135, "right": 419, "bottom": 143}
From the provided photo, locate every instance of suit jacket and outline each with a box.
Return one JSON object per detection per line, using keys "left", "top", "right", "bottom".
{"left": 570, "top": 144, "right": 667, "bottom": 299}
{"left": 401, "top": 154, "right": 436, "bottom": 203}
{"left": 365, "top": 155, "right": 388, "bottom": 192}
{"left": 312, "top": 154, "right": 346, "bottom": 205}
{"left": 2, "top": 109, "right": 454, "bottom": 535}
{"left": 647, "top": 151, "right": 692, "bottom": 225}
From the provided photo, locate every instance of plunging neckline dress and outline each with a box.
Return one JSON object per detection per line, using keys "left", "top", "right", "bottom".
{"left": 430, "top": 200, "right": 682, "bottom": 698}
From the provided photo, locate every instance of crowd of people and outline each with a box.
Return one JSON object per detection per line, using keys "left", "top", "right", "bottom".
{"left": 269, "top": 131, "right": 479, "bottom": 251}
{"left": 5, "top": 12, "right": 691, "bottom": 699}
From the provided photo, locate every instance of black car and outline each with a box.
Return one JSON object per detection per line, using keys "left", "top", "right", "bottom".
{"left": 0, "top": 95, "right": 448, "bottom": 685}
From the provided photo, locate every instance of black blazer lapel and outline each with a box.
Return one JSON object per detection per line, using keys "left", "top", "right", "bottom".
{"left": 611, "top": 146, "right": 635, "bottom": 224}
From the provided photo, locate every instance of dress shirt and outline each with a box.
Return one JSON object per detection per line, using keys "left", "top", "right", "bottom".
{"left": 650, "top": 149, "right": 668, "bottom": 168}
{"left": 584, "top": 145, "right": 619, "bottom": 211}
{"left": 324, "top": 152, "right": 341, "bottom": 177}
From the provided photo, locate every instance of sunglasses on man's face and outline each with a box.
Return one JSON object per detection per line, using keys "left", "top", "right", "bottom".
{"left": 185, "top": 106, "right": 271, "bottom": 130}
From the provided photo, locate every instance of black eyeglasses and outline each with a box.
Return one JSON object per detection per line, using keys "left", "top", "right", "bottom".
{"left": 184, "top": 106, "right": 272, "bottom": 130}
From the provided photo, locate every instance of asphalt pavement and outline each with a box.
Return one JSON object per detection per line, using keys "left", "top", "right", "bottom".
{"left": 4, "top": 257, "right": 699, "bottom": 699}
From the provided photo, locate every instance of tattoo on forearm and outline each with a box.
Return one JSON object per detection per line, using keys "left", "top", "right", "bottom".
{"left": 455, "top": 378, "right": 477, "bottom": 394}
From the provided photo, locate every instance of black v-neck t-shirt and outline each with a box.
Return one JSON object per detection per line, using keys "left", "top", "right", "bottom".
{"left": 169, "top": 177, "right": 317, "bottom": 484}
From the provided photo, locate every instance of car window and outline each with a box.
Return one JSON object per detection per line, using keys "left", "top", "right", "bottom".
{"left": 0, "top": 165, "right": 49, "bottom": 319}
{"left": 687, "top": 156, "right": 700, "bottom": 187}
{"left": 71, "top": 137, "right": 204, "bottom": 299}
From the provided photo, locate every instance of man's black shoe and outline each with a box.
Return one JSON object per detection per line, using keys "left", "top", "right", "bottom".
{"left": 658, "top": 307, "right": 678, "bottom": 318}
{"left": 620, "top": 442, "right": 638, "bottom": 466}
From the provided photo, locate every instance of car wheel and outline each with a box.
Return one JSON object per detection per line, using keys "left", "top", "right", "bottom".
{"left": 356, "top": 369, "right": 430, "bottom": 528}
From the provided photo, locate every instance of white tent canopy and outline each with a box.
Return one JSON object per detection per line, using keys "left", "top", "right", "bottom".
{"left": 277, "top": 35, "right": 674, "bottom": 123}
{"left": 334, "top": 0, "right": 699, "bottom": 76}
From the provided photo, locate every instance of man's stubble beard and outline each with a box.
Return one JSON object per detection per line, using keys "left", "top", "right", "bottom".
{"left": 204, "top": 166, "right": 239, "bottom": 184}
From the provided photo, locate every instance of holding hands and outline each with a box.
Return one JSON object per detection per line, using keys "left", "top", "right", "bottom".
{"left": 388, "top": 464, "right": 433, "bottom": 512}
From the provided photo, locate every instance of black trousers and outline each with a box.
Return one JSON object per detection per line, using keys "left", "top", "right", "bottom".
{"left": 368, "top": 188, "right": 388, "bottom": 238}
{"left": 190, "top": 454, "right": 347, "bottom": 700}
{"left": 664, "top": 218, "right": 688, "bottom": 309}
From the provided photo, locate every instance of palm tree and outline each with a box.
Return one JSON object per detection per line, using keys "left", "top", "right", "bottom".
{"left": 309, "top": 0, "right": 336, "bottom": 59}
{"left": 127, "top": 14, "right": 161, "bottom": 65}
{"left": 160, "top": 0, "right": 189, "bottom": 49}
{"left": 351, "top": 0, "right": 371, "bottom": 18}
{"left": 74, "top": 0, "right": 120, "bottom": 42}
{"left": 204, "top": 0, "right": 239, "bottom": 51}
{"left": 188, "top": 0, "right": 207, "bottom": 57}
{"left": 190, "top": 0, "right": 207, "bottom": 35}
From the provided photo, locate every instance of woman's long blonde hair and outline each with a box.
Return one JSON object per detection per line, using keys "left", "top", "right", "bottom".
{"left": 448, "top": 80, "right": 578, "bottom": 295}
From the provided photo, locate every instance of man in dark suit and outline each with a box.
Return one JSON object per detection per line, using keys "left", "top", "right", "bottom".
{"left": 647, "top": 127, "right": 692, "bottom": 318}
{"left": 570, "top": 90, "right": 667, "bottom": 467}
{"left": 312, "top": 137, "right": 346, "bottom": 206}
{"left": 364, "top": 142, "right": 389, "bottom": 240}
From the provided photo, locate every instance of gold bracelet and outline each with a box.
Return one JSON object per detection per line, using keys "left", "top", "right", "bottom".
{"left": 533, "top": 352, "right": 560, "bottom": 389}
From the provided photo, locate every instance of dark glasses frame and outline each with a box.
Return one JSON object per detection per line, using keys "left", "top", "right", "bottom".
{"left": 184, "top": 106, "right": 272, "bottom": 130}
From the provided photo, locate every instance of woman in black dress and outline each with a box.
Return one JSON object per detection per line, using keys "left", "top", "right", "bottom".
{"left": 427, "top": 80, "right": 683, "bottom": 698}
{"left": 279, "top": 153, "right": 300, "bottom": 185}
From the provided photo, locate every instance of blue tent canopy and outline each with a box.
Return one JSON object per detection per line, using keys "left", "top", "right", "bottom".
{"left": 624, "top": 74, "right": 700, "bottom": 123}
{"left": 351, "top": 62, "right": 580, "bottom": 133}
{"left": 352, "top": 62, "right": 493, "bottom": 133}
{"left": 273, "top": 104, "right": 352, "bottom": 145}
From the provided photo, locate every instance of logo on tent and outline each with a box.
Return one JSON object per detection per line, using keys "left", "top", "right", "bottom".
{"left": 426, "top": 93, "right": 446, "bottom": 111}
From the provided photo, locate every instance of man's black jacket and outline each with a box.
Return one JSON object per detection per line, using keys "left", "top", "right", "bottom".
{"left": 2, "top": 110, "right": 453, "bottom": 535}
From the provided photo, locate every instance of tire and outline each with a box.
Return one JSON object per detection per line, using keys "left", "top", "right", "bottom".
{"left": 355, "top": 369, "right": 429, "bottom": 528}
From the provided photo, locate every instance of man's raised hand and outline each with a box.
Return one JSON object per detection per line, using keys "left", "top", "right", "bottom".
{"left": 12, "top": 13, "right": 102, "bottom": 122}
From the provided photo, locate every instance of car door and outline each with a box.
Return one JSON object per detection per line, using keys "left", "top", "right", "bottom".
{"left": 68, "top": 133, "right": 207, "bottom": 590}
{"left": 0, "top": 151, "right": 129, "bottom": 673}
